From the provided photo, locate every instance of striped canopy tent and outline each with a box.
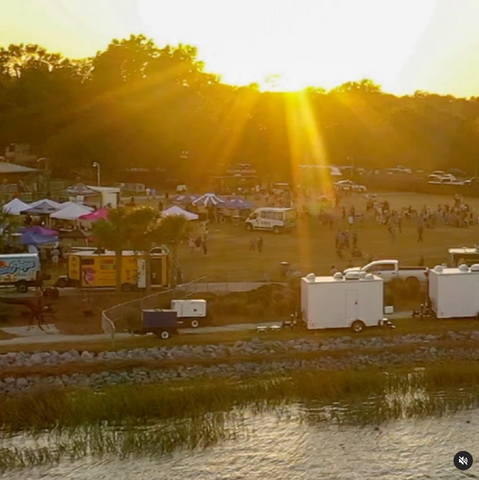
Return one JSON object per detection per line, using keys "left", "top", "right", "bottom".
{"left": 192, "top": 193, "right": 225, "bottom": 207}
{"left": 62, "top": 183, "right": 97, "bottom": 197}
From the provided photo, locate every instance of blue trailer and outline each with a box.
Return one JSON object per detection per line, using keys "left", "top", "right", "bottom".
{"left": 140, "top": 309, "right": 179, "bottom": 339}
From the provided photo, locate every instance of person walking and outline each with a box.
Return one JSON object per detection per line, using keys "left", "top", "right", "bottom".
{"left": 250, "top": 237, "right": 257, "bottom": 251}
{"left": 257, "top": 236, "right": 263, "bottom": 253}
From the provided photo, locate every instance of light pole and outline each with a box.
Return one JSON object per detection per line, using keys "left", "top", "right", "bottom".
{"left": 93, "top": 162, "right": 101, "bottom": 186}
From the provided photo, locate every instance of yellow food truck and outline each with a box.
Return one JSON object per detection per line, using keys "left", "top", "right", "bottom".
{"left": 57, "top": 250, "right": 169, "bottom": 292}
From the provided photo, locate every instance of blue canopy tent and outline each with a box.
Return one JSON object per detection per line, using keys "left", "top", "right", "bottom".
{"left": 174, "top": 194, "right": 200, "bottom": 205}
{"left": 223, "top": 198, "right": 256, "bottom": 210}
{"left": 20, "top": 232, "right": 58, "bottom": 246}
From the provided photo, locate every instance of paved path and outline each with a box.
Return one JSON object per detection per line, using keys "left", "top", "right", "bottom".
{"left": 0, "top": 322, "right": 282, "bottom": 346}
{"left": 0, "top": 312, "right": 411, "bottom": 347}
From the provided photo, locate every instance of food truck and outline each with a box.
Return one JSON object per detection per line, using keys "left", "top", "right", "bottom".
{"left": 57, "top": 250, "right": 168, "bottom": 291}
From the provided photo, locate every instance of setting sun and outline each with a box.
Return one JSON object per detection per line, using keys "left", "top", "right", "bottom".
{"left": 138, "top": 0, "right": 437, "bottom": 93}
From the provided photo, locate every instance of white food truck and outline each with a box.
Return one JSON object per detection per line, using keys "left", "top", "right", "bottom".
{"left": 245, "top": 208, "right": 295, "bottom": 234}
{"left": 428, "top": 264, "right": 479, "bottom": 319}
{"left": 301, "top": 271, "right": 391, "bottom": 332}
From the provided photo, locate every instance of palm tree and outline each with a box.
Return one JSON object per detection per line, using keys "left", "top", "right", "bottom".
{"left": 125, "top": 206, "right": 159, "bottom": 293}
{"left": 92, "top": 207, "right": 130, "bottom": 293}
{"left": 150, "top": 215, "right": 188, "bottom": 288}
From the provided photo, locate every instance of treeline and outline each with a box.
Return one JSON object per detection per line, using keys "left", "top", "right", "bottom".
{"left": 1, "top": 34, "right": 479, "bottom": 186}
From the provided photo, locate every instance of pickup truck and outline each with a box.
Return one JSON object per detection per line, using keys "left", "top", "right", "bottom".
{"left": 344, "top": 260, "right": 428, "bottom": 288}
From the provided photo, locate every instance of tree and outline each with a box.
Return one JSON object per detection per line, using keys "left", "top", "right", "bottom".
{"left": 150, "top": 215, "right": 188, "bottom": 288}
{"left": 125, "top": 206, "right": 159, "bottom": 293}
{"left": 92, "top": 208, "right": 130, "bottom": 293}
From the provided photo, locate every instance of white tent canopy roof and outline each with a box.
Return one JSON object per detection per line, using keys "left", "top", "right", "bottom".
{"left": 2, "top": 198, "right": 30, "bottom": 215}
{"left": 59, "top": 201, "right": 94, "bottom": 212}
{"left": 161, "top": 206, "right": 199, "bottom": 221}
{"left": 50, "top": 203, "right": 93, "bottom": 220}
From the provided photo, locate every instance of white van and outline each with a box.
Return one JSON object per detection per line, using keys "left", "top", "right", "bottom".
{"left": 245, "top": 208, "right": 295, "bottom": 234}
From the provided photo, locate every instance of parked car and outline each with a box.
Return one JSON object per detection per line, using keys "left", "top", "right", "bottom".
{"left": 334, "top": 180, "right": 367, "bottom": 193}
{"left": 344, "top": 259, "right": 428, "bottom": 289}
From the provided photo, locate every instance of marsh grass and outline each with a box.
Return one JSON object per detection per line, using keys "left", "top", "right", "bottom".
{"left": 3, "top": 362, "right": 479, "bottom": 471}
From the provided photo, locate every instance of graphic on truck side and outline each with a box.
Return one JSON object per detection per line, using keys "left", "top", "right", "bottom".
{"left": 0, "top": 259, "right": 37, "bottom": 276}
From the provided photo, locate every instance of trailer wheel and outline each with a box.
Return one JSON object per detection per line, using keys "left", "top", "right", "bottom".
{"left": 351, "top": 320, "right": 365, "bottom": 333}
{"left": 16, "top": 282, "right": 28, "bottom": 294}
{"left": 157, "top": 330, "right": 170, "bottom": 340}
{"left": 190, "top": 319, "right": 200, "bottom": 328}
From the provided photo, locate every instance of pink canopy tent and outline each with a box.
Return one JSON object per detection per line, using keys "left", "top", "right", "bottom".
{"left": 80, "top": 208, "right": 109, "bottom": 221}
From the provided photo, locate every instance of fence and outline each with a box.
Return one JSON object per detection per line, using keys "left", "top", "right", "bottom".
{"left": 101, "top": 277, "right": 207, "bottom": 343}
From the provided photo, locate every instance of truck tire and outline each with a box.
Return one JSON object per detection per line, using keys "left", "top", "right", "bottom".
{"left": 56, "top": 277, "right": 68, "bottom": 289}
{"left": 16, "top": 282, "right": 28, "bottom": 294}
{"left": 158, "top": 330, "right": 170, "bottom": 340}
{"left": 121, "top": 283, "right": 134, "bottom": 293}
{"left": 351, "top": 320, "right": 365, "bottom": 333}
{"left": 190, "top": 319, "right": 200, "bottom": 328}
{"left": 406, "top": 277, "right": 420, "bottom": 292}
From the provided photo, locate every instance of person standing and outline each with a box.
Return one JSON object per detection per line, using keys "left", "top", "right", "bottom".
{"left": 51, "top": 246, "right": 60, "bottom": 266}
{"left": 257, "top": 236, "right": 263, "bottom": 253}
{"left": 330, "top": 265, "right": 339, "bottom": 275}
{"left": 202, "top": 236, "right": 208, "bottom": 255}
{"left": 417, "top": 224, "right": 424, "bottom": 243}
{"left": 352, "top": 230, "right": 358, "bottom": 248}
{"left": 146, "top": 187, "right": 151, "bottom": 200}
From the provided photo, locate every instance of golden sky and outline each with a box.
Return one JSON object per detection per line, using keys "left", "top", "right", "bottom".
{"left": 1, "top": 0, "right": 479, "bottom": 96}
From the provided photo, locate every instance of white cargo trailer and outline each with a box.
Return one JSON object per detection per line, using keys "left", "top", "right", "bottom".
{"left": 429, "top": 264, "right": 479, "bottom": 318}
{"left": 301, "top": 272, "right": 388, "bottom": 332}
{"left": 171, "top": 299, "right": 207, "bottom": 328}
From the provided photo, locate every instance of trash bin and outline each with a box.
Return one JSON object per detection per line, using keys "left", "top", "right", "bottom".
{"left": 280, "top": 261, "right": 290, "bottom": 277}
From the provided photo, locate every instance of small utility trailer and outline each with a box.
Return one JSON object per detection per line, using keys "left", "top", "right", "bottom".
{"left": 139, "top": 309, "right": 179, "bottom": 340}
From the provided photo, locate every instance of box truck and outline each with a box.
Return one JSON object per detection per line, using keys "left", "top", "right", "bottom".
{"left": 0, "top": 253, "right": 41, "bottom": 293}
{"left": 301, "top": 271, "right": 390, "bottom": 332}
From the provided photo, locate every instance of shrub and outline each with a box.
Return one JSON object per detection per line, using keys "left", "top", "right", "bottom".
{"left": 125, "top": 308, "right": 142, "bottom": 331}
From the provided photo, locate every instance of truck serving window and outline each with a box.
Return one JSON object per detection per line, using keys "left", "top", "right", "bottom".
{"left": 81, "top": 259, "right": 95, "bottom": 266}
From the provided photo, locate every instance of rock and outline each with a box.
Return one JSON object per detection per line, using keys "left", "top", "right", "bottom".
{"left": 30, "top": 353, "right": 44, "bottom": 365}
{"left": 81, "top": 351, "right": 94, "bottom": 361}
{"left": 16, "top": 378, "right": 29, "bottom": 388}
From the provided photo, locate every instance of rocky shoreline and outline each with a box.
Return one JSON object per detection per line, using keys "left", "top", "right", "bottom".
{"left": 1, "top": 330, "right": 478, "bottom": 395}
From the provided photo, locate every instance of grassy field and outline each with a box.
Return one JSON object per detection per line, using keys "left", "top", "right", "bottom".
{"left": 178, "top": 192, "right": 479, "bottom": 281}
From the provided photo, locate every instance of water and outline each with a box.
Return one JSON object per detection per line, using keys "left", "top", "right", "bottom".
{"left": 1, "top": 406, "right": 477, "bottom": 480}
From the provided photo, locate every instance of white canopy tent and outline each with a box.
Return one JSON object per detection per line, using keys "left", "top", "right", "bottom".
{"left": 50, "top": 203, "right": 93, "bottom": 221}
{"left": 192, "top": 193, "right": 225, "bottom": 207}
{"left": 59, "top": 201, "right": 94, "bottom": 212}
{"left": 2, "top": 198, "right": 30, "bottom": 215}
{"left": 161, "top": 205, "right": 199, "bottom": 221}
